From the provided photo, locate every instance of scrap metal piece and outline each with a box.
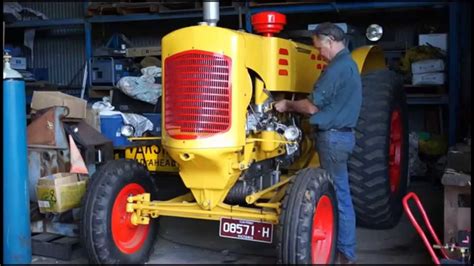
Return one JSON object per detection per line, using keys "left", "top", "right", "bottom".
{"left": 27, "top": 106, "right": 69, "bottom": 149}
{"left": 63, "top": 120, "right": 114, "bottom": 175}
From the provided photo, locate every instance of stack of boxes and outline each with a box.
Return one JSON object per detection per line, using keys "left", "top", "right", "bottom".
{"left": 411, "top": 58, "right": 445, "bottom": 85}
{"left": 412, "top": 33, "right": 447, "bottom": 86}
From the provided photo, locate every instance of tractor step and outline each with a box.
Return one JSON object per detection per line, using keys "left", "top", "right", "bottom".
{"left": 32, "top": 232, "right": 80, "bottom": 261}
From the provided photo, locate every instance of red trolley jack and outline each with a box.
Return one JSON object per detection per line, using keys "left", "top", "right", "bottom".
{"left": 403, "top": 192, "right": 471, "bottom": 265}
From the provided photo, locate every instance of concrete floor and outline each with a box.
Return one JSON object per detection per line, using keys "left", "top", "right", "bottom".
{"left": 32, "top": 178, "right": 443, "bottom": 264}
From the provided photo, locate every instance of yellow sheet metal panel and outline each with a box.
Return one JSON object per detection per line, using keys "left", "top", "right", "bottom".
{"left": 165, "top": 146, "right": 242, "bottom": 209}
{"left": 260, "top": 130, "right": 284, "bottom": 152}
{"left": 243, "top": 34, "right": 321, "bottom": 94}
{"left": 253, "top": 77, "right": 267, "bottom": 106}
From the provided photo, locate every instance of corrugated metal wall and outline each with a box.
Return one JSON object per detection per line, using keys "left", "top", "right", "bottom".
{"left": 20, "top": 2, "right": 85, "bottom": 86}
{"left": 33, "top": 31, "right": 85, "bottom": 86}
{"left": 96, "top": 20, "right": 176, "bottom": 48}
{"left": 20, "top": 1, "right": 84, "bottom": 19}
{"left": 129, "top": 35, "right": 162, "bottom": 47}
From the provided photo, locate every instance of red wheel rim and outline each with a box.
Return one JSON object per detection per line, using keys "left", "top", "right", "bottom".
{"left": 111, "top": 183, "right": 149, "bottom": 254}
{"left": 311, "top": 195, "right": 335, "bottom": 264}
{"left": 389, "top": 109, "right": 402, "bottom": 194}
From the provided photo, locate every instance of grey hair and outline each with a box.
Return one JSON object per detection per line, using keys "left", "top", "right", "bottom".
{"left": 311, "top": 22, "right": 345, "bottom": 42}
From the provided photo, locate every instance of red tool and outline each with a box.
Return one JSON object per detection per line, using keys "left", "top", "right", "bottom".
{"left": 403, "top": 192, "right": 450, "bottom": 265}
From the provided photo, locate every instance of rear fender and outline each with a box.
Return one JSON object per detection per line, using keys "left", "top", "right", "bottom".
{"left": 351, "top": 45, "right": 386, "bottom": 75}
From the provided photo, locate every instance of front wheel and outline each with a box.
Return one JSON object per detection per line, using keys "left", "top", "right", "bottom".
{"left": 80, "top": 159, "right": 159, "bottom": 264}
{"left": 277, "top": 168, "right": 338, "bottom": 264}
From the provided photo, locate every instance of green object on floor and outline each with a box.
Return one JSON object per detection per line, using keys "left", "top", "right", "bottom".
{"left": 419, "top": 135, "right": 448, "bottom": 156}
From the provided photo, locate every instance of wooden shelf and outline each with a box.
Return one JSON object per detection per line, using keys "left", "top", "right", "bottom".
{"left": 406, "top": 93, "right": 449, "bottom": 105}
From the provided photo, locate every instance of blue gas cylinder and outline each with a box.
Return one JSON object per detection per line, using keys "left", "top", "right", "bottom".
{"left": 3, "top": 53, "right": 32, "bottom": 264}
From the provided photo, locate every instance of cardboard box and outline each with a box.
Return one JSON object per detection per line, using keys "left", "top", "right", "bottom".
{"left": 126, "top": 46, "right": 161, "bottom": 57}
{"left": 31, "top": 91, "right": 87, "bottom": 119}
{"left": 412, "top": 72, "right": 445, "bottom": 86}
{"left": 11, "top": 57, "right": 27, "bottom": 70}
{"left": 85, "top": 107, "right": 101, "bottom": 133}
{"left": 36, "top": 173, "right": 88, "bottom": 214}
{"left": 411, "top": 59, "right": 445, "bottom": 74}
{"left": 419, "top": 33, "right": 448, "bottom": 51}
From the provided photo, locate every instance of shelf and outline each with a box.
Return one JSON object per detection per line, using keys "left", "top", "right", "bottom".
{"left": 88, "top": 7, "right": 239, "bottom": 23}
{"left": 406, "top": 94, "right": 449, "bottom": 105}
{"left": 5, "top": 2, "right": 449, "bottom": 28}
{"left": 5, "top": 18, "right": 85, "bottom": 28}
{"left": 5, "top": 6, "right": 240, "bottom": 28}
{"left": 248, "top": 1, "right": 449, "bottom": 14}
{"left": 404, "top": 84, "right": 446, "bottom": 88}
{"left": 6, "top": 2, "right": 449, "bottom": 28}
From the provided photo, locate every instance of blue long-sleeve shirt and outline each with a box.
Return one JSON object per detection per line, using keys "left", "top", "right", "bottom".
{"left": 309, "top": 48, "right": 362, "bottom": 130}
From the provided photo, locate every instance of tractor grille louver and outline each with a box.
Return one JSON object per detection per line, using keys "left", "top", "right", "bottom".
{"left": 164, "top": 50, "right": 232, "bottom": 139}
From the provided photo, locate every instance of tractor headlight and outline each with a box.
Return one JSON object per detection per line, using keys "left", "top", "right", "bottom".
{"left": 366, "top": 24, "right": 383, "bottom": 42}
{"left": 120, "top": 124, "right": 135, "bottom": 137}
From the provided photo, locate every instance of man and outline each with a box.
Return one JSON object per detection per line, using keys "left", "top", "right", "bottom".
{"left": 274, "top": 22, "right": 361, "bottom": 264}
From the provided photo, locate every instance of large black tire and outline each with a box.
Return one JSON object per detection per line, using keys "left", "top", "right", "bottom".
{"left": 80, "top": 159, "right": 159, "bottom": 264}
{"left": 348, "top": 69, "right": 409, "bottom": 229}
{"left": 277, "top": 168, "right": 338, "bottom": 264}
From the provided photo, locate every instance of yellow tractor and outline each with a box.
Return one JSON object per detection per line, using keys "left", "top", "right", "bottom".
{"left": 80, "top": 6, "right": 408, "bottom": 264}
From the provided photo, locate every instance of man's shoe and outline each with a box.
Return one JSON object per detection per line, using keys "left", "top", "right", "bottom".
{"left": 336, "top": 252, "right": 356, "bottom": 264}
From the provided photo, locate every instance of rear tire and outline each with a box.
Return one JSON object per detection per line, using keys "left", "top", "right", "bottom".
{"left": 80, "top": 159, "right": 158, "bottom": 264}
{"left": 348, "top": 69, "right": 409, "bottom": 229}
{"left": 277, "top": 168, "right": 338, "bottom": 264}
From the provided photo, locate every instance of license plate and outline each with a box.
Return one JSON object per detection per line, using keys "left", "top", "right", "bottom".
{"left": 219, "top": 218, "right": 273, "bottom": 243}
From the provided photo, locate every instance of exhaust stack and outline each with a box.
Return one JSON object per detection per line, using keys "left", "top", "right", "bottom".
{"left": 203, "top": 1, "right": 219, "bottom": 26}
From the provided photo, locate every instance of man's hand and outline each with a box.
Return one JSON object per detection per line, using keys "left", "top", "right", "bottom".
{"left": 274, "top": 99, "right": 289, "bottom": 113}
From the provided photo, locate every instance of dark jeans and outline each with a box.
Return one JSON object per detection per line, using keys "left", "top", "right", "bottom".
{"left": 315, "top": 130, "right": 357, "bottom": 261}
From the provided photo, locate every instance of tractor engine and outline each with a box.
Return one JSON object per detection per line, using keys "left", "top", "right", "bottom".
{"left": 245, "top": 100, "right": 302, "bottom": 159}
{"left": 225, "top": 101, "right": 303, "bottom": 204}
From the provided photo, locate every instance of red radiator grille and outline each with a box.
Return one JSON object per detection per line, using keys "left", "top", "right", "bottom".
{"left": 164, "top": 50, "right": 232, "bottom": 139}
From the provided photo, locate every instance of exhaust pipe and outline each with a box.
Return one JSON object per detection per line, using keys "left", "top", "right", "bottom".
{"left": 203, "top": 1, "right": 219, "bottom": 26}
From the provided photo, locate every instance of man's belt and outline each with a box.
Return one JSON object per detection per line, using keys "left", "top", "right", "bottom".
{"left": 328, "top": 127, "right": 353, "bottom": 132}
{"left": 313, "top": 126, "right": 353, "bottom": 132}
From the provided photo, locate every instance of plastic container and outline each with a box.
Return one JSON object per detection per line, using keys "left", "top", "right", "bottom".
{"left": 142, "top": 113, "right": 162, "bottom": 135}
{"left": 100, "top": 114, "right": 130, "bottom": 147}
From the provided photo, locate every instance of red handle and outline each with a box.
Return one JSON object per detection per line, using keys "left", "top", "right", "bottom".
{"left": 402, "top": 192, "right": 450, "bottom": 265}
